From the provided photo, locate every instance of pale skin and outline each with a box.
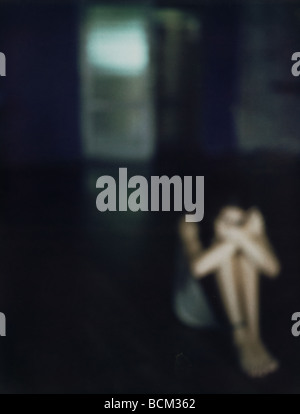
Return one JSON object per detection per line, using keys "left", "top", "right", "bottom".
{"left": 178, "top": 206, "right": 280, "bottom": 378}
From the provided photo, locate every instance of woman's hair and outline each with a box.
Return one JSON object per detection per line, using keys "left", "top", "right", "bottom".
{"left": 200, "top": 174, "right": 259, "bottom": 246}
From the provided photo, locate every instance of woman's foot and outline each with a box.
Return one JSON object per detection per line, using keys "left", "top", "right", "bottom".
{"left": 234, "top": 330, "right": 279, "bottom": 377}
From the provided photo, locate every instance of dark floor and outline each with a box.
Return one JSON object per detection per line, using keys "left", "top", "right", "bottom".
{"left": 0, "top": 154, "right": 299, "bottom": 394}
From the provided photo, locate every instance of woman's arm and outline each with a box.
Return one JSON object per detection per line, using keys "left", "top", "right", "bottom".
{"left": 178, "top": 217, "right": 203, "bottom": 262}
{"left": 215, "top": 207, "right": 281, "bottom": 278}
{"left": 192, "top": 241, "right": 237, "bottom": 278}
{"left": 178, "top": 217, "right": 237, "bottom": 279}
{"left": 234, "top": 231, "right": 280, "bottom": 278}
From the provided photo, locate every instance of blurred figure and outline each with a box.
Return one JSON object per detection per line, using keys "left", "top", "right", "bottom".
{"left": 176, "top": 206, "right": 280, "bottom": 377}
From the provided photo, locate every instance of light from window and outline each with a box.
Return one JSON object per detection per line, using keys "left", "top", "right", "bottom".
{"left": 87, "top": 21, "right": 149, "bottom": 77}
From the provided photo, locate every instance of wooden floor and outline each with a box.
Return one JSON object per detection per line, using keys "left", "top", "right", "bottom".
{"left": 0, "top": 154, "right": 299, "bottom": 394}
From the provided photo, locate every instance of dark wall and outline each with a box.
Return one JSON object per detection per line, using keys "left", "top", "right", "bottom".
{"left": 0, "top": 3, "right": 81, "bottom": 167}
{"left": 199, "top": 4, "right": 240, "bottom": 156}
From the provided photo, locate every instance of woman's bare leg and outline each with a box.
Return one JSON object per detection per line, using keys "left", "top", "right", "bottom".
{"left": 235, "top": 254, "right": 279, "bottom": 377}
{"left": 215, "top": 255, "right": 245, "bottom": 328}
{"left": 216, "top": 251, "right": 278, "bottom": 377}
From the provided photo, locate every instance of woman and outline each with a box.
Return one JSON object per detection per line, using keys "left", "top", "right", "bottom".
{"left": 174, "top": 205, "right": 280, "bottom": 378}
